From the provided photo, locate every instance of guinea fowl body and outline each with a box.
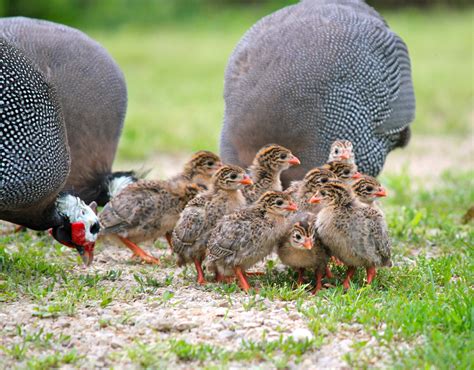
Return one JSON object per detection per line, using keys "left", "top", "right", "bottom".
{"left": 242, "top": 144, "right": 300, "bottom": 203}
{"left": 312, "top": 180, "right": 392, "bottom": 288}
{"left": 207, "top": 191, "right": 297, "bottom": 291}
{"left": 0, "top": 17, "right": 127, "bottom": 206}
{"left": 99, "top": 151, "right": 221, "bottom": 264}
{"left": 0, "top": 38, "right": 99, "bottom": 263}
{"left": 220, "top": 0, "right": 415, "bottom": 185}
{"left": 171, "top": 165, "right": 251, "bottom": 284}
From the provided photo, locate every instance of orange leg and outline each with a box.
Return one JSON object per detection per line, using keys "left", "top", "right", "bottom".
{"left": 366, "top": 266, "right": 377, "bottom": 284}
{"left": 296, "top": 268, "right": 305, "bottom": 286}
{"left": 342, "top": 266, "right": 356, "bottom": 290}
{"left": 234, "top": 266, "right": 251, "bottom": 292}
{"left": 325, "top": 265, "right": 334, "bottom": 279}
{"left": 165, "top": 232, "right": 173, "bottom": 250}
{"left": 245, "top": 271, "right": 265, "bottom": 276}
{"left": 312, "top": 271, "right": 324, "bottom": 294}
{"left": 331, "top": 256, "right": 344, "bottom": 266}
{"left": 119, "top": 237, "right": 160, "bottom": 265}
{"left": 194, "top": 258, "right": 207, "bottom": 285}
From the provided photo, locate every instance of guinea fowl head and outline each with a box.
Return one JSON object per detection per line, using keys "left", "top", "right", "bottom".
{"left": 213, "top": 165, "right": 252, "bottom": 191}
{"left": 183, "top": 151, "right": 222, "bottom": 185}
{"left": 328, "top": 140, "right": 355, "bottom": 164}
{"left": 288, "top": 218, "right": 315, "bottom": 250}
{"left": 301, "top": 167, "right": 338, "bottom": 193}
{"left": 309, "top": 179, "right": 354, "bottom": 207}
{"left": 253, "top": 144, "right": 300, "bottom": 172}
{"left": 50, "top": 194, "right": 100, "bottom": 266}
{"left": 258, "top": 191, "right": 298, "bottom": 216}
{"left": 323, "top": 160, "right": 361, "bottom": 183}
{"left": 352, "top": 175, "right": 387, "bottom": 204}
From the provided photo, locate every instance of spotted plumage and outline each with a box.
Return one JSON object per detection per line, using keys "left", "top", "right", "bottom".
{"left": 220, "top": 0, "right": 415, "bottom": 185}
{"left": 171, "top": 165, "right": 251, "bottom": 284}
{"left": 310, "top": 179, "right": 392, "bottom": 289}
{"left": 207, "top": 191, "right": 298, "bottom": 291}
{"left": 242, "top": 144, "right": 300, "bottom": 203}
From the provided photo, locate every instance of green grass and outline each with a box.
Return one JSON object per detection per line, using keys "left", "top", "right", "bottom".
{"left": 1, "top": 170, "right": 472, "bottom": 368}
{"left": 85, "top": 7, "right": 474, "bottom": 160}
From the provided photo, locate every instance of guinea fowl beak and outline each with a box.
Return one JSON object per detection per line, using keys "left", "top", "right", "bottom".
{"left": 303, "top": 237, "right": 313, "bottom": 250}
{"left": 309, "top": 195, "right": 322, "bottom": 204}
{"left": 288, "top": 155, "right": 301, "bottom": 166}
{"left": 285, "top": 202, "right": 298, "bottom": 211}
{"left": 375, "top": 187, "right": 387, "bottom": 197}
{"left": 240, "top": 175, "right": 253, "bottom": 185}
{"left": 352, "top": 172, "right": 362, "bottom": 179}
{"left": 76, "top": 242, "right": 95, "bottom": 266}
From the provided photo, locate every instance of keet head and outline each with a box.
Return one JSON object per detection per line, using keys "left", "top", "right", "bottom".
{"left": 50, "top": 195, "right": 100, "bottom": 266}
{"left": 254, "top": 144, "right": 300, "bottom": 172}
{"left": 289, "top": 220, "right": 314, "bottom": 250}
{"left": 185, "top": 151, "right": 222, "bottom": 183}
{"left": 352, "top": 175, "right": 387, "bottom": 204}
{"left": 328, "top": 140, "right": 355, "bottom": 164}
{"left": 258, "top": 191, "right": 298, "bottom": 215}
{"left": 302, "top": 167, "right": 338, "bottom": 192}
{"left": 324, "top": 161, "right": 361, "bottom": 183}
{"left": 213, "top": 165, "right": 252, "bottom": 190}
{"left": 309, "top": 180, "right": 353, "bottom": 206}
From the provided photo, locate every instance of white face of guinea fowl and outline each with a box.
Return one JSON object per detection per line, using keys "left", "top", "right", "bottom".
{"left": 56, "top": 194, "right": 99, "bottom": 243}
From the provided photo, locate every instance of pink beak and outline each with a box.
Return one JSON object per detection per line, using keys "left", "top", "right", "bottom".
{"left": 288, "top": 155, "right": 301, "bottom": 166}
{"left": 352, "top": 172, "right": 362, "bottom": 179}
{"left": 285, "top": 202, "right": 298, "bottom": 211}
{"left": 303, "top": 237, "right": 313, "bottom": 250}
{"left": 309, "top": 195, "right": 322, "bottom": 204}
{"left": 374, "top": 187, "right": 387, "bottom": 197}
{"left": 240, "top": 174, "right": 253, "bottom": 185}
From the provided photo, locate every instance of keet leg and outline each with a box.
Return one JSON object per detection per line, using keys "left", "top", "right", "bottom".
{"left": 331, "top": 256, "right": 344, "bottom": 266}
{"left": 325, "top": 265, "right": 334, "bottom": 279}
{"left": 234, "top": 266, "right": 251, "bottom": 292}
{"left": 165, "top": 232, "right": 173, "bottom": 250}
{"left": 366, "top": 266, "right": 377, "bottom": 284}
{"left": 312, "top": 271, "right": 324, "bottom": 294}
{"left": 296, "top": 268, "right": 305, "bottom": 286}
{"left": 119, "top": 237, "right": 160, "bottom": 265}
{"left": 245, "top": 271, "right": 265, "bottom": 276}
{"left": 194, "top": 258, "right": 207, "bottom": 285}
{"left": 342, "top": 266, "right": 356, "bottom": 290}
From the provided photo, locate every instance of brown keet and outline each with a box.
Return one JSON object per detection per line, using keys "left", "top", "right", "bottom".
{"left": 310, "top": 180, "right": 392, "bottom": 289}
{"left": 206, "top": 191, "right": 298, "bottom": 292}
{"left": 351, "top": 175, "right": 387, "bottom": 209}
{"left": 277, "top": 212, "right": 330, "bottom": 293}
{"left": 242, "top": 144, "right": 300, "bottom": 203}
{"left": 98, "top": 151, "right": 221, "bottom": 264}
{"left": 323, "top": 160, "right": 361, "bottom": 183}
{"left": 171, "top": 165, "right": 252, "bottom": 284}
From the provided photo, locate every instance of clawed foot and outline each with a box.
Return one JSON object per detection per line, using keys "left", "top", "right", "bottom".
{"left": 130, "top": 253, "right": 161, "bottom": 265}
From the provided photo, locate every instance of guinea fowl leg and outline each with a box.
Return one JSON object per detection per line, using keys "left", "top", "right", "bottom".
{"left": 118, "top": 237, "right": 160, "bottom": 265}
{"left": 342, "top": 266, "right": 356, "bottom": 290}
{"left": 366, "top": 266, "right": 377, "bottom": 284}
{"left": 194, "top": 258, "right": 207, "bottom": 285}
{"left": 325, "top": 265, "right": 334, "bottom": 279}
{"left": 312, "top": 271, "right": 324, "bottom": 294}
{"left": 296, "top": 268, "right": 305, "bottom": 286}
{"left": 234, "top": 266, "right": 251, "bottom": 292}
{"left": 331, "top": 256, "right": 344, "bottom": 266}
{"left": 165, "top": 232, "right": 173, "bottom": 251}
{"left": 245, "top": 271, "right": 265, "bottom": 276}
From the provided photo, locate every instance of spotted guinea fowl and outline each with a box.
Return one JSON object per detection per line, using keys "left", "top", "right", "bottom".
{"left": 310, "top": 179, "right": 392, "bottom": 289}
{"left": 99, "top": 151, "right": 221, "bottom": 264}
{"left": 242, "top": 144, "right": 300, "bottom": 203}
{"left": 0, "top": 38, "right": 99, "bottom": 265}
{"left": 220, "top": 0, "right": 415, "bottom": 186}
{"left": 171, "top": 165, "right": 252, "bottom": 284}
{"left": 0, "top": 17, "right": 130, "bottom": 206}
{"left": 351, "top": 175, "right": 387, "bottom": 210}
{"left": 277, "top": 213, "right": 330, "bottom": 293}
{"left": 207, "top": 191, "right": 298, "bottom": 292}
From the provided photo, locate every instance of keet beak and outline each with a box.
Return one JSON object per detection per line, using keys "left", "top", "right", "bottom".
{"left": 374, "top": 187, "right": 387, "bottom": 197}
{"left": 240, "top": 175, "right": 253, "bottom": 185}
{"left": 285, "top": 202, "right": 298, "bottom": 211}
{"left": 340, "top": 151, "right": 350, "bottom": 160}
{"left": 352, "top": 172, "right": 362, "bottom": 179}
{"left": 214, "top": 161, "right": 224, "bottom": 170}
{"left": 288, "top": 155, "right": 301, "bottom": 166}
{"left": 309, "top": 195, "right": 322, "bottom": 204}
{"left": 303, "top": 237, "right": 313, "bottom": 250}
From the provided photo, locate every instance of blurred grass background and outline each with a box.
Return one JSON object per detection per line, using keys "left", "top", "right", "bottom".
{"left": 1, "top": 1, "right": 473, "bottom": 160}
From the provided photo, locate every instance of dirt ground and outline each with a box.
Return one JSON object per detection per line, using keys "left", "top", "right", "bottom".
{"left": 0, "top": 134, "right": 471, "bottom": 368}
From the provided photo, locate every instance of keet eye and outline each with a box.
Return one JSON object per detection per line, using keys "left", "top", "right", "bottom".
{"left": 366, "top": 186, "right": 374, "bottom": 192}
{"left": 276, "top": 199, "right": 284, "bottom": 206}
{"left": 280, "top": 153, "right": 287, "bottom": 159}
{"left": 207, "top": 161, "right": 215, "bottom": 166}
{"left": 320, "top": 191, "right": 326, "bottom": 196}
{"left": 334, "top": 148, "right": 339, "bottom": 154}
{"left": 343, "top": 169, "right": 350, "bottom": 175}
{"left": 230, "top": 173, "right": 237, "bottom": 180}
{"left": 295, "top": 234, "right": 302, "bottom": 240}
{"left": 321, "top": 178, "right": 328, "bottom": 183}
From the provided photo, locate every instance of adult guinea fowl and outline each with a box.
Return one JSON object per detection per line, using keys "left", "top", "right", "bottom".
{"left": 0, "top": 17, "right": 129, "bottom": 206}
{"left": 220, "top": 0, "right": 415, "bottom": 186}
{"left": 0, "top": 38, "right": 99, "bottom": 265}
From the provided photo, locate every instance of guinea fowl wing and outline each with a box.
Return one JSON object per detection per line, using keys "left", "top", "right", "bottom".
{"left": 172, "top": 197, "right": 208, "bottom": 254}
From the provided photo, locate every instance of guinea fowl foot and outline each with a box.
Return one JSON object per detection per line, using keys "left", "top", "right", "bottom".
{"left": 342, "top": 266, "right": 356, "bottom": 290}
{"left": 215, "top": 272, "right": 236, "bottom": 283}
{"left": 325, "top": 265, "right": 334, "bottom": 279}
{"left": 296, "top": 268, "right": 305, "bottom": 286}
{"left": 234, "top": 266, "right": 252, "bottom": 292}
{"left": 194, "top": 259, "right": 207, "bottom": 285}
{"left": 366, "top": 266, "right": 377, "bottom": 284}
{"left": 311, "top": 271, "right": 324, "bottom": 294}
{"left": 245, "top": 271, "right": 265, "bottom": 276}
{"left": 331, "top": 256, "right": 344, "bottom": 266}
{"left": 119, "top": 237, "right": 161, "bottom": 265}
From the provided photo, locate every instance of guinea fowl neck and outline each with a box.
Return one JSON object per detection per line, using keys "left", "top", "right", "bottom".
{"left": 249, "top": 165, "right": 282, "bottom": 188}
